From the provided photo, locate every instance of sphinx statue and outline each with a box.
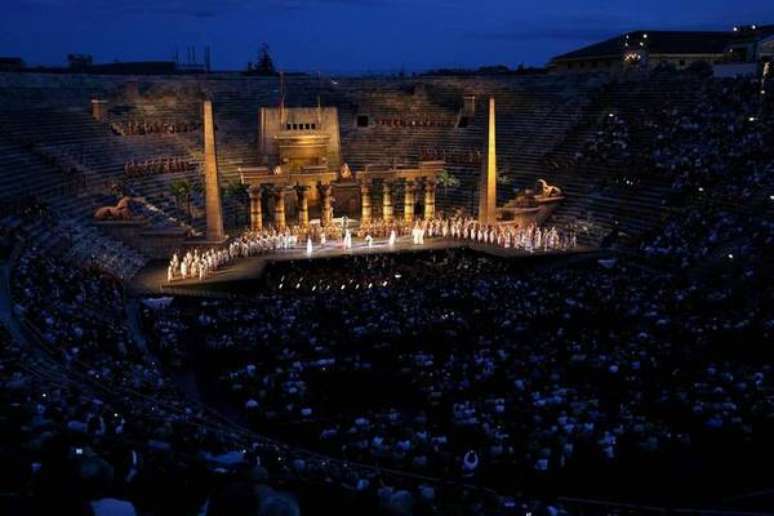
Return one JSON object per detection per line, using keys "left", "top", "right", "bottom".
{"left": 339, "top": 162, "right": 352, "bottom": 180}
{"left": 94, "top": 197, "right": 134, "bottom": 221}
{"left": 535, "top": 179, "right": 562, "bottom": 198}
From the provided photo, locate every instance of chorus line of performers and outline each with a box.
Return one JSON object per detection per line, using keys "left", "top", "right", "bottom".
{"left": 111, "top": 119, "right": 201, "bottom": 136}
{"left": 168, "top": 231, "right": 292, "bottom": 282}
{"left": 438, "top": 217, "right": 578, "bottom": 252}
{"left": 124, "top": 157, "right": 195, "bottom": 178}
{"left": 167, "top": 217, "right": 578, "bottom": 283}
{"left": 167, "top": 228, "right": 335, "bottom": 282}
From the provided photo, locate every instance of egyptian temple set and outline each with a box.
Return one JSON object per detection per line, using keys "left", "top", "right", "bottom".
{"left": 76, "top": 76, "right": 566, "bottom": 260}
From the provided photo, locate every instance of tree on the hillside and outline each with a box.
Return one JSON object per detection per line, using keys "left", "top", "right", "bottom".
{"left": 245, "top": 43, "right": 277, "bottom": 75}
{"left": 250, "top": 43, "right": 276, "bottom": 75}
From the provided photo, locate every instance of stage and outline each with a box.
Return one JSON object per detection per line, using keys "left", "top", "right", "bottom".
{"left": 129, "top": 236, "right": 594, "bottom": 297}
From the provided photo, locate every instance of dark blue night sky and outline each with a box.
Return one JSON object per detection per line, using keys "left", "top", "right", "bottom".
{"left": 1, "top": 0, "right": 771, "bottom": 73}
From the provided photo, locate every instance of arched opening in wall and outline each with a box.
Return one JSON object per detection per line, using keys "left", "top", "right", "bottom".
{"left": 457, "top": 116, "right": 469, "bottom": 129}
{"left": 357, "top": 115, "right": 369, "bottom": 128}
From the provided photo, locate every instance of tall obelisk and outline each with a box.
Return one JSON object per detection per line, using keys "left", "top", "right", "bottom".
{"left": 479, "top": 97, "right": 497, "bottom": 224}
{"left": 202, "top": 99, "right": 225, "bottom": 241}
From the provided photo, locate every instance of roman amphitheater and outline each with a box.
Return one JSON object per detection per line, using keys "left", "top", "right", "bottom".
{"left": 0, "top": 65, "right": 771, "bottom": 515}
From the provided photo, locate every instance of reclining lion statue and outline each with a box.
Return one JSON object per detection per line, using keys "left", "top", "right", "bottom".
{"left": 94, "top": 197, "right": 134, "bottom": 221}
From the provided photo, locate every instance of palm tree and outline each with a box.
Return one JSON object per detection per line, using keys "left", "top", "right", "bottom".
{"left": 222, "top": 180, "right": 248, "bottom": 227}
{"left": 496, "top": 171, "right": 512, "bottom": 186}
{"left": 436, "top": 169, "right": 460, "bottom": 207}
{"left": 169, "top": 179, "right": 193, "bottom": 221}
{"left": 191, "top": 180, "right": 204, "bottom": 221}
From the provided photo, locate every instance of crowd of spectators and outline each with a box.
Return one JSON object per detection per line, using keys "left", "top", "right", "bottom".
{"left": 576, "top": 76, "right": 772, "bottom": 202}
{"left": 640, "top": 205, "right": 772, "bottom": 268}
{"left": 629, "top": 77, "right": 772, "bottom": 265}
{"left": 142, "top": 245, "right": 773, "bottom": 508}
{"left": 574, "top": 112, "right": 631, "bottom": 167}
{"left": 570, "top": 74, "right": 772, "bottom": 264}
{"left": 5, "top": 246, "right": 559, "bottom": 516}
{"left": 642, "top": 77, "right": 772, "bottom": 200}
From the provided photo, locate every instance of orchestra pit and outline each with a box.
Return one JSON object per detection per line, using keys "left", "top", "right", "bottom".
{"left": 0, "top": 52, "right": 772, "bottom": 515}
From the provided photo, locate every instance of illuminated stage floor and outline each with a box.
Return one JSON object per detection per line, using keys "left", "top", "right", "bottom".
{"left": 130, "top": 236, "right": 594, "bottom": 296}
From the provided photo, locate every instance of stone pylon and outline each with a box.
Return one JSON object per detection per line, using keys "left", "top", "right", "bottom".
{"left": 479, "top": 97, "right": 497, "bottom": 225}
{"left": 202, "top": 99, "right": 225, "bottom": 241}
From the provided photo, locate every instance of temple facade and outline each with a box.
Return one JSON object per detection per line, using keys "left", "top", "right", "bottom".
{"left": 239, "top": 105, "right": 443, "bottom": 231}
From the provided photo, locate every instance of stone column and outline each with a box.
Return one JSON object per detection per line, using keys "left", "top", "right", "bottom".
{"left": 382, "top": 181, "right": 394, "bottom": 222}
{"left": 273, "top": 187, "right": 286, "bottom": 230}
{"left": 359, "top": 180, "right": 372, "bottom": 225}
{"left": 479, "top": 96, "right": 497, "bottom": 224}
{"left": 424, "top": 178, "right": 436, "bottom": 220}
{"left": 403, "top": 180, "right": 416, "bottom": 223}
{"left": 320, "top": 183, "right": 333, "bottom": 227}
{"left": 202, "top": 99, "right": 225, "bottom": 241}
{"left": 296, "top": 185, "right": 309, "bottom": 227}
{"left": 249, "top": 185, "right": 263, "bottom": 232}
